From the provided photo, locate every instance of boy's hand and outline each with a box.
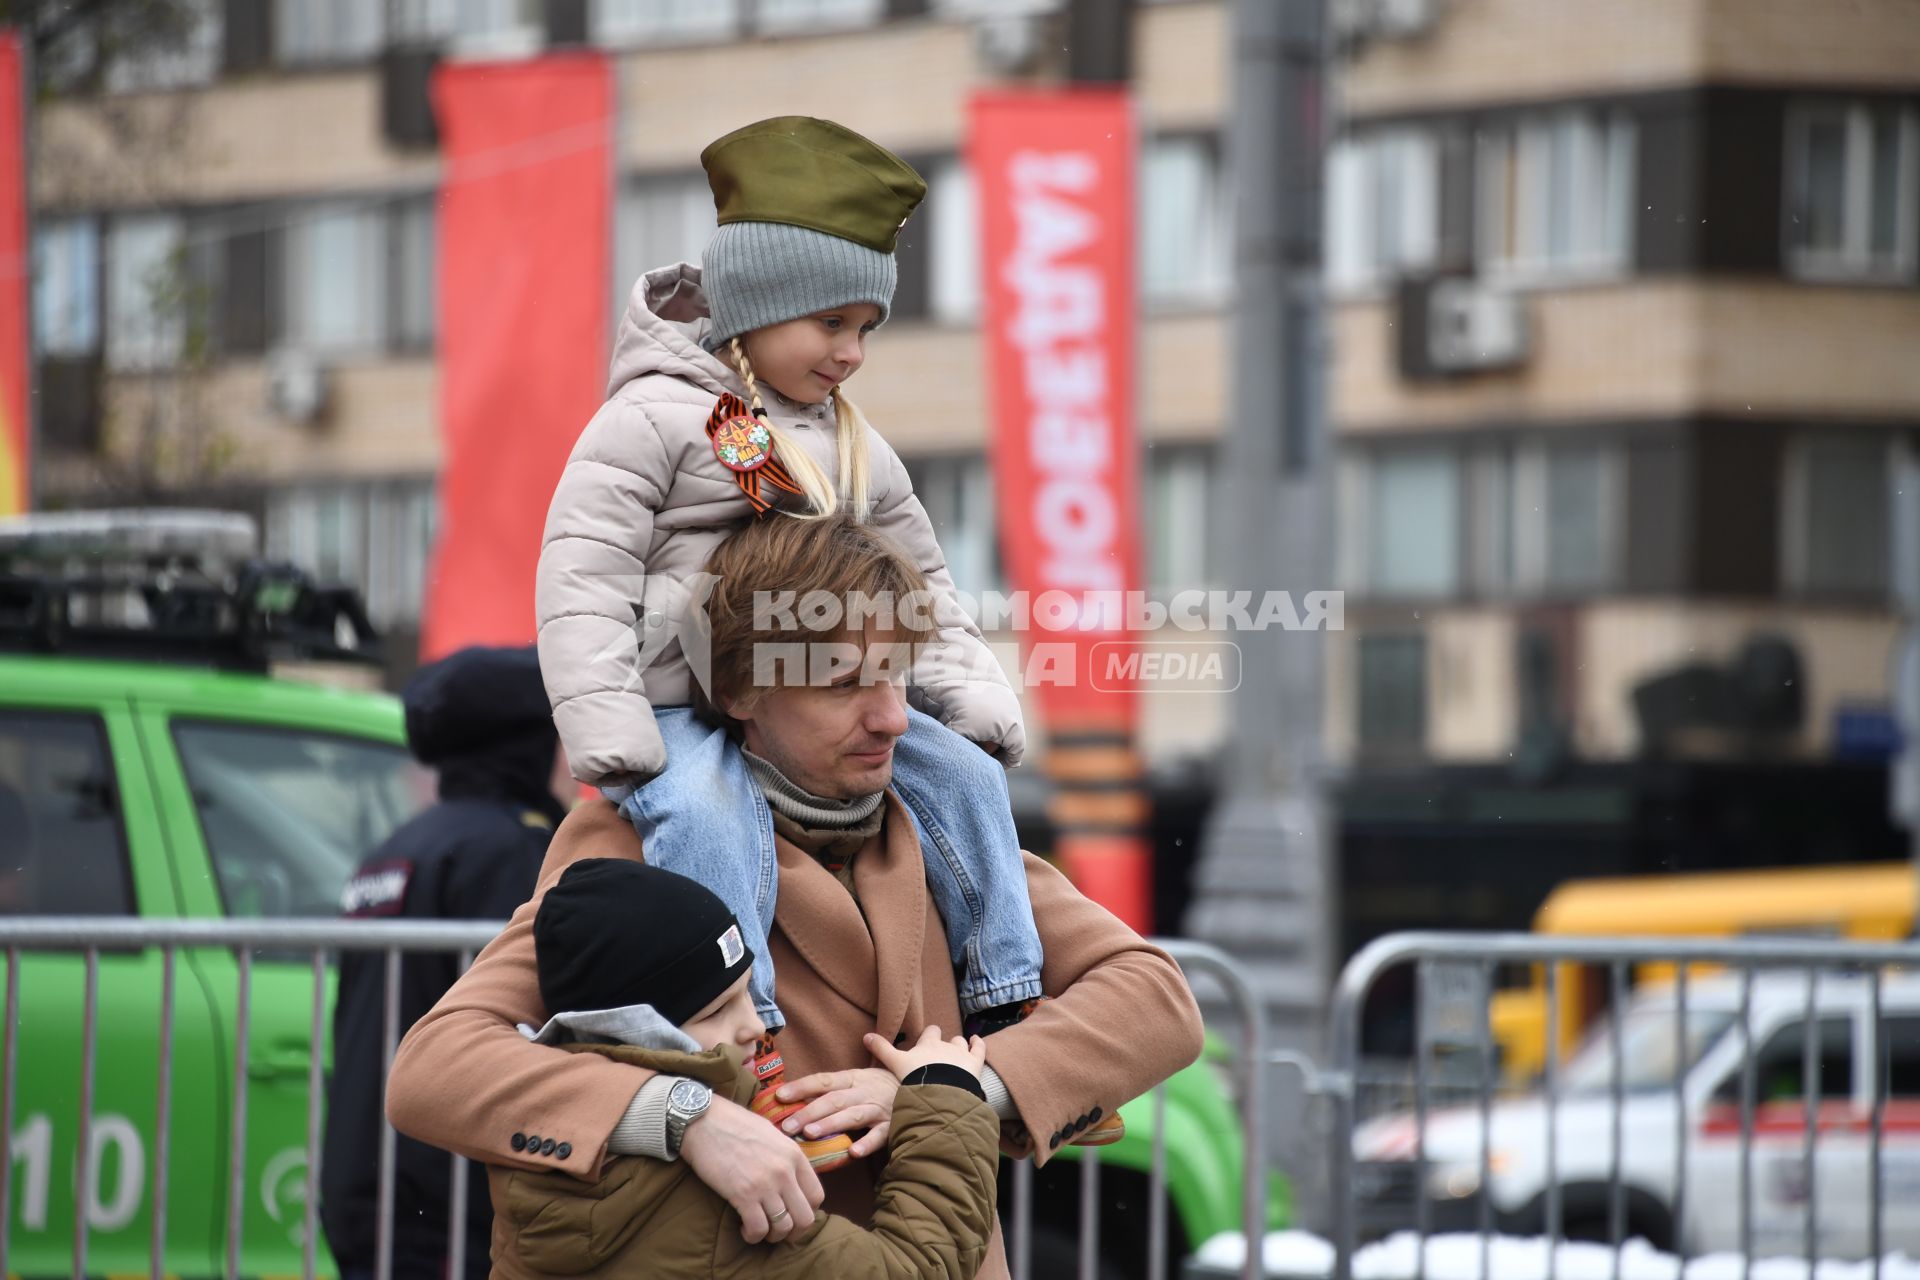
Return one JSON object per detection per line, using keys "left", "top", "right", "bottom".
{"left": 865, "top": 1026, "right": 988, "bottom": 1081}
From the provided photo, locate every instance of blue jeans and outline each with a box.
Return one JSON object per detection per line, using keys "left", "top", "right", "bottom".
{"left": 609, "top": 707, "right": 1045, "bottom": 1030}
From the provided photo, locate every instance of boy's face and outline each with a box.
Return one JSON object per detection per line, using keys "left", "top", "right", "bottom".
{"left": 679, "top": 972, "right": 765, "bottom": 1052}
{"left": 740, "top": 304, "right": 882, "bottom": 405}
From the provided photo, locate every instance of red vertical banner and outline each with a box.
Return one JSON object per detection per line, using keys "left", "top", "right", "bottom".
{"left": 0, "top": 30, "right": 31, "bottom": 515}
{"left": 972, "top": 90, "right": 1152, "bottom": 929}
{"left": 423, "top": 53, "right": 611, "bottom": 659}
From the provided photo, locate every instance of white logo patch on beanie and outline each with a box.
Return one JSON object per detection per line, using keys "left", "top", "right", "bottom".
{"left": 718, "top": 924, "right": 746, "bottom": 968}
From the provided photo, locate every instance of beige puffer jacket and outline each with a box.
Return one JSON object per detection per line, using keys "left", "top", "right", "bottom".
{"left": 535, "top": 264, "right": 1026, "bottom": 786}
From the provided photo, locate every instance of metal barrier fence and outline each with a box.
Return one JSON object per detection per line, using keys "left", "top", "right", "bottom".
{"left": 0, "top": 920, "right": 1269, "bottom": 1280}
{"left": 1326, "top": 932, "right": 1920, "bottom": 1280}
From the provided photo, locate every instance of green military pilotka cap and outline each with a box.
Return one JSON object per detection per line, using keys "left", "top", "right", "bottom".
{"left": 700, "top": 116, "right": 927, "bottom": 254}
{"left": 697, "top": 118, "right": 927, "bottom": 347}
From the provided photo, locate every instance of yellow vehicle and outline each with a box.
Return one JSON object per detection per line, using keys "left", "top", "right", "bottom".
{"left": 1489, "top": 862, "right": 1916, "bottom": 1083}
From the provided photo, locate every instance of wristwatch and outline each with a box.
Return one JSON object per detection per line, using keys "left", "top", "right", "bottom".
{"left": 664, "top": 1078, "right": 714, "bottom": 1158}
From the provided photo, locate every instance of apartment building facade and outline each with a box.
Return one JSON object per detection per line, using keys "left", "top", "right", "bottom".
{"left": 27, "top": 0, "right": 1234, "bottom": 770}
{"left": 1325, "top": 0, "right": 1920, "bottom": 949}
{"left": 26, "top": 0, "right": 1918, "bottom": 936}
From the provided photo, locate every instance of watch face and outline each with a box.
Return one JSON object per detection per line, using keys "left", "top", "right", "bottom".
{"left": 670, "top": 1079, "right": 709, "bottom": 1112}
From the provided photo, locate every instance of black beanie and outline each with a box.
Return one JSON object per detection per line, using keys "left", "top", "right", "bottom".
{"left": 534, "top": 860, "right": 755, "bottom": 1026}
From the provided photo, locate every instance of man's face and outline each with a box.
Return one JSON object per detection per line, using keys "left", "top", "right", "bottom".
{"left": 739, "top": 304, "right": 880, "bottom": 405}
{"left": 728, "top": 638, "right": 911, "bottom": 799}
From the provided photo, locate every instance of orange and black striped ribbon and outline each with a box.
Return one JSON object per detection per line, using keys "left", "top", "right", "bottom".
{"left": 706, "top": 393, "right": 807, "bottom": 516}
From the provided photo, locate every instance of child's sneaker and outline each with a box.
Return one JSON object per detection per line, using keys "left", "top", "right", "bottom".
{"left": 748, "top": 1033, "right": 855, "bottom": 1173}
{"left": 961, "top": 998, "right": 1125, "bottom": 1147}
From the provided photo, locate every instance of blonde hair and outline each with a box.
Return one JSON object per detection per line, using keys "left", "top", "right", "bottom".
{"left": 727, "top": 337, "right": 874, "bottom": 521}
{"left": 691, "top": 510, "right": 932, "bottom": 725}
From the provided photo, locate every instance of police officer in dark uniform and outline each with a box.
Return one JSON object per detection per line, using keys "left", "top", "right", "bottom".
{"left": 321, "top": 645, "right": 568, "bottom": 1280}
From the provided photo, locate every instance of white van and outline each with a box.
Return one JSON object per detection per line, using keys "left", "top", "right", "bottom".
{"left": 1351, "top": 972, "right": 1920, "bottom": 1257}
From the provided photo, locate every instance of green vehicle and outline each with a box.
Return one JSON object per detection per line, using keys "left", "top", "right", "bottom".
{"left": 0, "top": 511, "right": 1285, "bottom": 1278}
{"left": 1010, "top": 1032, "right": 1293, "bottom": 1280}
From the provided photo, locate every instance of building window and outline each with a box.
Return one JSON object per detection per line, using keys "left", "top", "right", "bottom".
{"left": 389, "top": 194, "right": 437, "bottom": 352}
{"left": 363, "top": 481, "right": 439, "bottom": 627}
{"left": 1327, "top": 127, "right": 1439, "bottom": 292}
{"left": 1349, "top": 440, "right": 1623, "bottom": 602}
{"left": 615, "top": 175, "right": 717, "bottom": 315}
{"left": 1785, "top": 101, "right": 1919, "bottom": 283}
{"left": 392, "top": 0, "right": 542, "bottom": 51}
{"left": 283, "top": 203, "right": 388, "bottom": 354}
{"left": 389, "top": 0, "right": 441, "bottom": 41}
{"left": 1346, "top": 450, "right": 1460, "bottom": 598}
{"left": 1147, "top": 446, "right": 1215, "bottom": 595}
{"left": 34, "top": 219, "right": 101, "bottom": 358}
{"left": 273, "top": 0, "right": 384, "bottom": 64}
{"left": 927, "top": 159, "right": 980, "bottom": 325}
{"left": 933, "top": 0, "right": 1066, "bottom": 11}
{"left": 1508, "top": 443, "right": 1618, "bottom": 596}
{"left": 1477, "top": 109, "right": 1635, "bottom": 281}
{"left": 1141, "top": 137, "right": 1230, "bottom": 306}
{"left": 902, "top": 455, "right": 1001, "bottom": 599}
{"left": 1463, "top": 444, "right": 1513, "bottom": 598}
{"left": 594, "top": 0, "right": 738, "bottom": 43}
{"left": 267, "top": 478, "right": 439, "bottom": 628}
{"left": 1542, "top": 446, "right": 1614, "bottom": 592}
{"left": 755, "top": 0, "right": 884, "bottom": 34}
{"left": 106, "top": 214, "right": 186, "bottom": 370}
{"left": 103, "top": 0, "right": 221, "bottom": 91}
{"left": 1357, "top": 632, "right": 1428, "bottom": 754}
{"left": 1784, "top": 436, "right": 1891, "bottom": 599}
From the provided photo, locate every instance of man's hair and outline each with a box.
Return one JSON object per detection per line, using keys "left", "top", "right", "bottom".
{"left": 691, "top": 511, "right": 934, "bottom": 726}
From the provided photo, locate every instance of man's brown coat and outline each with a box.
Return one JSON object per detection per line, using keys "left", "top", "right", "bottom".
{"left": 387, "top": 797, "right": 1204, "bottom": 1279}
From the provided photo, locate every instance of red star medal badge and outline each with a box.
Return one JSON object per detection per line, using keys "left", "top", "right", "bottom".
{"left": 712, "top": 414, "right": 772, "bottom": 473}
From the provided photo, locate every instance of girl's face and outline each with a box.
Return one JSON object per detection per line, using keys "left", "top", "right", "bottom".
{"left": 740, "top": 304, "right": 882, "bottom": 405}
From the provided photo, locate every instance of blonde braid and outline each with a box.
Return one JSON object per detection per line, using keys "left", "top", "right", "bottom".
{"left": 831, "top": 385, "right": 873, "bottom": 522}
{"left": 728, "top": 337, "right": 837, "bottom": 518}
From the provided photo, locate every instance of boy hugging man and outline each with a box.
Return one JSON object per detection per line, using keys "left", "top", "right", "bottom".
{"left": 487, "top": 858, "right": 1001, "bottom": 1279}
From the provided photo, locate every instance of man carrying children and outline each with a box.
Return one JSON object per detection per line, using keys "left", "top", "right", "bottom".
{"left": 387, "top": 512, "right": 1205, "bottom": 1278}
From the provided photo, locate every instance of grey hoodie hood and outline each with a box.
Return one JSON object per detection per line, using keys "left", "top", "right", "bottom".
{"left": 606, "top": 264, "right": 816, "bottom": 418}
{"left": 518, "top": 1001, "right": 702, "bottom": 1053}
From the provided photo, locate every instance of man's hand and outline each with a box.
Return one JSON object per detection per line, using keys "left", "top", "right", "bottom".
{"left": 775, "top": 1064, "right": 901, "bottom": 1159}
{"left": 677, "top": 1094, "right": 823, "bottom": 1244}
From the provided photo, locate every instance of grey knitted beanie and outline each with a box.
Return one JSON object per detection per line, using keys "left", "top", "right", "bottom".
{"left": 702, "top": 220, "right": 898, "bottom": 348}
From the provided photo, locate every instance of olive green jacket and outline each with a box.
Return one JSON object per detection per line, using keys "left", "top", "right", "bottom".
{"left": 487, "top": 1041, "right": 1000, "bottom": 1279}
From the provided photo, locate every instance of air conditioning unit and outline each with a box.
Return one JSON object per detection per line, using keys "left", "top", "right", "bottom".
{"left": 267, "top": 349, "right": 332, "bottom": 426}
{"left": 1376, "top": 0, "right": 1439, "bottom": 37}
{"left": 1426, "top": 279, "right": 1528, "bottom": 372}
{"left": 1333, "top": 0, "right": 1440, "bottom": 44}
{"left": 975, "top": 12, "right": 1049, "bottom": 77}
